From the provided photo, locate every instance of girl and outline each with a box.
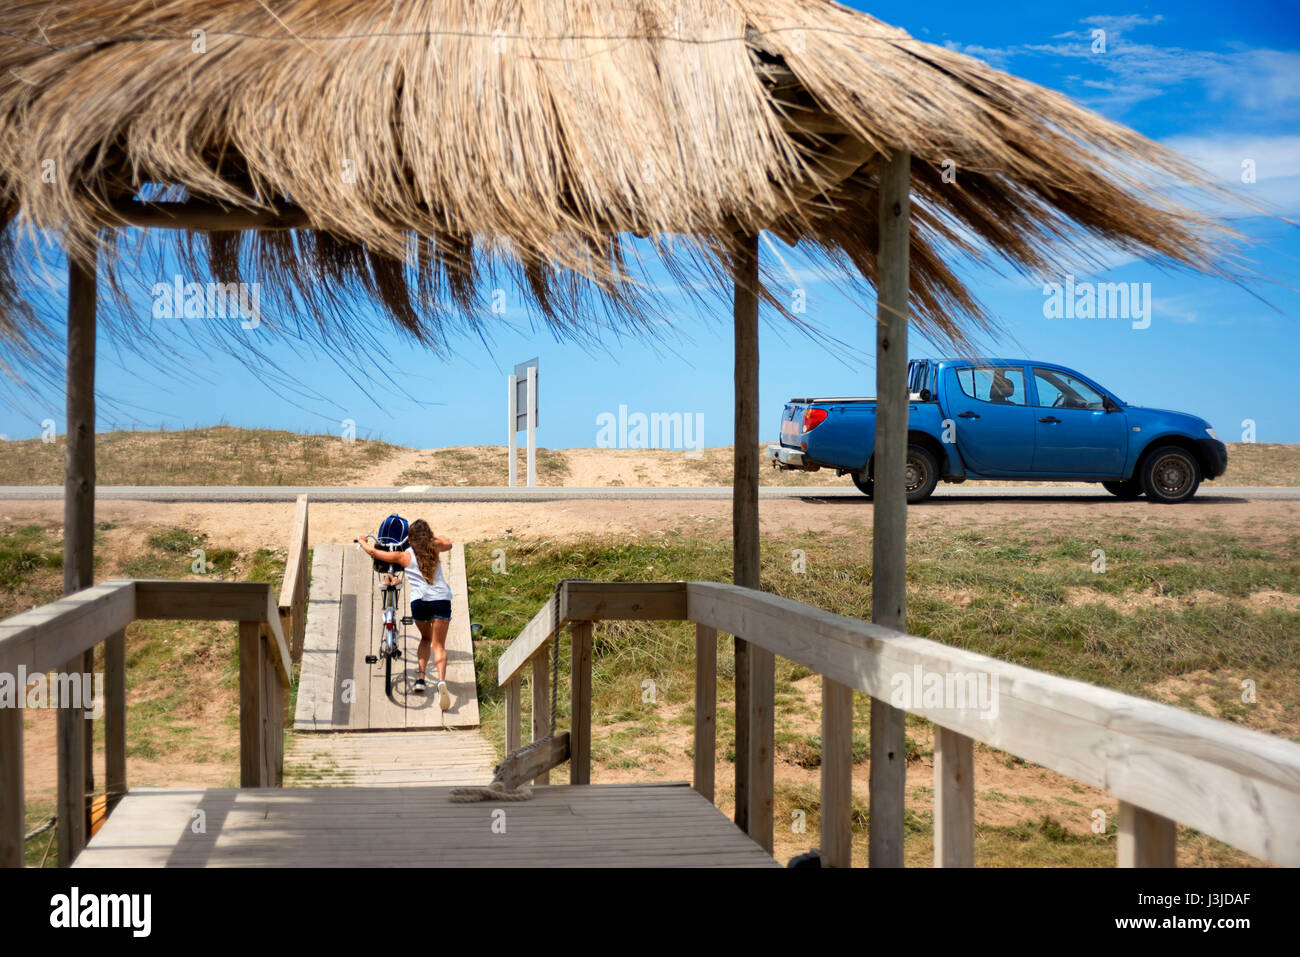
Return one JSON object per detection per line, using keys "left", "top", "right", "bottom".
{"left": 357, "top": 519, "right": 454, "bottom": 709}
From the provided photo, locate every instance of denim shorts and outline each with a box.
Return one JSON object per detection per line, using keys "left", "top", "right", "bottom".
{"left": 411, "top": 598, "right": 451, "bottom": 622}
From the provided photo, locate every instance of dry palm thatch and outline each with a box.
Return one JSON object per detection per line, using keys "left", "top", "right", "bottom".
{"left": 0, "top": 0, "right": 1238, "bottom": 378}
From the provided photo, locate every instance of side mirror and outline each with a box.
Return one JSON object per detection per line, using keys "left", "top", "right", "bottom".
{"left": 919, "top": 388, "right": 932, "bottom": 401}
{"left": 1103, "top": 395, "right": 1119, "bottom": 413}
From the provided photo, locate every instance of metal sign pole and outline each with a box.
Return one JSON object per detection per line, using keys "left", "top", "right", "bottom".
{"left": 526, "top": 365, "right": 537, "bottom": 488}
{"left": 507, "top": 373, "right": 517, "bottom": 487}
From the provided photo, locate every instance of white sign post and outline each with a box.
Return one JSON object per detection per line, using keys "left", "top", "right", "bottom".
{"left": 507, "top": 358, "right": 538, "bottom": 487}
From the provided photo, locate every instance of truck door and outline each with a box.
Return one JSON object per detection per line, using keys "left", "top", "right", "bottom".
{"left": 943, "top": 364, "right": 1035, "bottom": 473}
{"left": 1029, "top": 367, "right": 1128, "bottom": 476}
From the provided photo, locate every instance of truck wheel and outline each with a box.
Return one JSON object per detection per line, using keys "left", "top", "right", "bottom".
{"left": 851, "top": 472, "right": 874, "bottom": 497}
{"left": 905, "top": 445, "right": 939, "bottom": 504}
{"left": 1102, "top": 478, "right": 1144, "bottom": 499}
{"left": 1140, "top": 446, "right": 1201, "bottom": 504}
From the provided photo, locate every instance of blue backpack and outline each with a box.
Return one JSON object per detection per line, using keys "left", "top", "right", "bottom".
{"left": 374, "top": 514, "right": 409, "bottom": 573}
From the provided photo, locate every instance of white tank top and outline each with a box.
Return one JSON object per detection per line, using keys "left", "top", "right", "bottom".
{"left": 406, "top": 548, "right": 451, "bottom": 602}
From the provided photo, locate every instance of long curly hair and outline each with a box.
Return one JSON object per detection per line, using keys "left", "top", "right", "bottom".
{"left": 408, "top": 519, "right": 439, "bottom": 578}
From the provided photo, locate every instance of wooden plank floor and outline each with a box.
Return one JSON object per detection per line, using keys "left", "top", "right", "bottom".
{"left": 74, "top": 783, "right": 778, "bottom": 867}
{"left": 284, "top": 730, "right": 496, "bottom": 787}
{"left": 294, "top": 543, "right": 479, "bottom": 730}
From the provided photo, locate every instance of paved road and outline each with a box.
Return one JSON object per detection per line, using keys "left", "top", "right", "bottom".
{"left": 0, "top": 485, "right": 1295, "bottom": 503}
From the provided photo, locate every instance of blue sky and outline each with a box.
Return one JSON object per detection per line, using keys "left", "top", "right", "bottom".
{"left": 2, "top": 1, "right": 1298, "bottom": 447}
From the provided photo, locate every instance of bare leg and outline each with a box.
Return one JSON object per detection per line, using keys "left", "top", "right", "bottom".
{"left": 416, "top": 620, "right": 433, "bottom": 679}
{"left": 430, "top": 619, "right": 450, "bottom": 683}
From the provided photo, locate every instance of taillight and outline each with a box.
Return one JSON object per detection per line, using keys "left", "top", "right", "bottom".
{"left": 803, "top": 408, "right": 828, "bottom": 432}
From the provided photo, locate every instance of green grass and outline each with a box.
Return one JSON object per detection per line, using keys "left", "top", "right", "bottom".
{"left": 464, "top": 523, "right": 1298, "bottom": 866}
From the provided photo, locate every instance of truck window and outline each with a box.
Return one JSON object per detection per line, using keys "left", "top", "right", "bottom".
{"left": 955, "top": 366, "right": 1026, "bottom": 406}
{"left": 1032, "top": 368, "right": 1105, "bottom": 411}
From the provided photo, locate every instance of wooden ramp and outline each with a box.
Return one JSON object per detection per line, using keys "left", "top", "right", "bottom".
{"left": 295, "top": 542, "right": 479, "bottom": 730}
{"left": 284, "top": 731, "right": 496, "bottom": 787}
{"left": 73, "top": 783, "right": 777, "bottom": 867}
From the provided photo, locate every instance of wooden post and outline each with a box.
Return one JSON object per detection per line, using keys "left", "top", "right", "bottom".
{"left": 821, "top": 678, "right": 854, "bottom": 867}
{"left": 238, "top": 621, "right": 265, "bottom": 787}
{"left": 0, "top": 707, "right": 21, "bottom": 867}
{"left": 869, "top": 148, "right": 911, "bottom": 869}
{"left": 732, "top": 231, "right": 761, "bottom": 831}
{"left": 505, "top": 676, "right": 522, "bottom": 754}
{"left": 63, "top": 249, "right": 96, "bottom": 595}
{"left": 104, "top": 627, "right": 127, "bottom": 810}
{"left": 261, "top": 629, "right": 282, "bottom": 787}
{"left": 693, "top": 624, "right": 717, "bottom": 802}
{"left": 933, "top": 726, "right": 974, "bottom": 867}
{"left": 58, "top": 247, "right": 96, "bottom": 866}
{"left": 1118, "top": 802, "right": 1177, "bottom": 867}
{"left": 531, "top": 655, "right": 550, "bottom": 785}
{"left": 56, "top": 685, "right": 86, "bottom": 866}
{"left": 569, "top": 622, "right": 593, "bottom": 785}
{"left": 82, "top": 646, "right": 94, "bottom": 836}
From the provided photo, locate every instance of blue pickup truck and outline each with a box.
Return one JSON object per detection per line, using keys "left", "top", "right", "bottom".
{"left": 767, "top": 358, "right": 1227, "bottom": 504}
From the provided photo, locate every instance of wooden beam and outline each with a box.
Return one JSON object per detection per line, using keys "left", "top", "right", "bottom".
{"left": 821, "top": 677, "right": 854, "bottom": 867}
{"left": 104, "top": 628, "right": 127, "bottom": 810}
{"left": 63, "top": 248, "right": 96, "bottom": 600}
{"left": 748, "top": 642, "right": 775, "bottom": 853}
{"left": 1118, "top": 802, "right": 1177, "bottom": 867}
{"left": 732, "top": 231, "right": 761, "bottom": 832}
{"left": 569, "top": 622, "right": 593, "bottom": 786}
{"left": 496, "top": 733, "right": 570, "bottom": 792}
{"left": 786, "top": 135, "right": 876, "bottom": 209}
{"left": 934, "top": 726, "right": 975, "bottom": 867}
{"left": 531, "top": 655, "right": 551, "bottom": 786}
{"left": 106, "top": 200, "right": 309, "bottom": 231}
{"left": 261, "top": 626, "right": 283, "bottom": 786}
{"left": 134, "top": 580, "right": 277, "bottom": 624}
{"left": 278, "top": 494, "right": 309, "bottom": 662}
{"left": 0, "top": 580, "right": 135, "bottom": 677}
{"left": 238, "top": 621, "right": 266, "bottom": 788}
{"left": 0, "top": 706, "right": 21, "bottom": 867}
{"left": 56, "top": 670, "right": 86, "bottom": 866}
{"left": 561, "top": 581, "right": 686, "bottom": 624}
{"left": 505, "top": 677, "right": 522, "bottom": 755}
{"left": 869, "top": 147, "right": 911, "bottom": 869}
{"left": 693, "top": 624, "right": 717, "bottom": 802}
{"left": 497, "top": 595, "right": 557, "bottom": 685}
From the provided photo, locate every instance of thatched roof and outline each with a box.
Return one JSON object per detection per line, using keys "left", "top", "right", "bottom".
{"left": 0, "top": 0, "right": 1235, "bottom": 368}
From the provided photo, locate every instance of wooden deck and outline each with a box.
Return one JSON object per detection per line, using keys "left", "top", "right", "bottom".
{"left": 73, "top": 783, "right": 777, "bottom": 867}
{"left": 284, "top": 730, "right": 496, "bottom": 787}
{"left": 294, "top": 543, "right": 479, "bottom": 730}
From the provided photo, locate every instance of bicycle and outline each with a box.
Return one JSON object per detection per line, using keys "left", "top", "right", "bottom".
{"left": 356, "top": 534, "right": 414, "bottom": 698}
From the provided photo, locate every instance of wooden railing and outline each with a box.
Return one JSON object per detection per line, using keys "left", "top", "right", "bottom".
{"left": 498, "top": 581, "right": 1300, "bottom": 867}
{"left": 0, "top": 580, "right": 290, "bottom": 867}
{"left": 279, "top": 494, "right": 310, "bottom": 663}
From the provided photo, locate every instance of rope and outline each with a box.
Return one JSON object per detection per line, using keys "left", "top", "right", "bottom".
{"left": 449, "top": 578, "right": 590, "bottom": 803}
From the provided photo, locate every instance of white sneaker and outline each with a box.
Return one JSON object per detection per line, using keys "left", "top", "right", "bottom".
{"left": 437, "top": 680, "right": 451, "bottom": 710}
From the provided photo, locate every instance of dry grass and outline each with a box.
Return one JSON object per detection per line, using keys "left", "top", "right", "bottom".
{"left": 0, "top": 426, "right": 397, "bottom": 486}
{"left": 394, "top": 446, "right": 571, "bottom": 487}
{"left": 1221, "top": 443, "right": 1300, "bottom": 486}
{"left": 0, "top": 0, "right": 1243, "bottom": 384}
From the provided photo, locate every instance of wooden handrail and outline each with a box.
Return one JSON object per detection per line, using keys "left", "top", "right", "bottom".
{"left": 1, "top": 578, "right": 291, "bottom": 867}
{"left": 496, "top": 580, "right": 1300, "bottom": 868}
{"left": 278, "top": 495, "right": 310, "bottom": 662}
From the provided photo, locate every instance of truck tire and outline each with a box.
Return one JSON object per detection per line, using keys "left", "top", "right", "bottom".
{"left": 1102, "top": 478, "right": 1144, "bottom": 499}
{"left": 1140, "top": 446, "right": 1201, "bottom": 504}
{"left": 862, "top": 445, "right": 940, "bottom": 503}
{"left": 905, "top": 445, "right": 940, "bottom": 504}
